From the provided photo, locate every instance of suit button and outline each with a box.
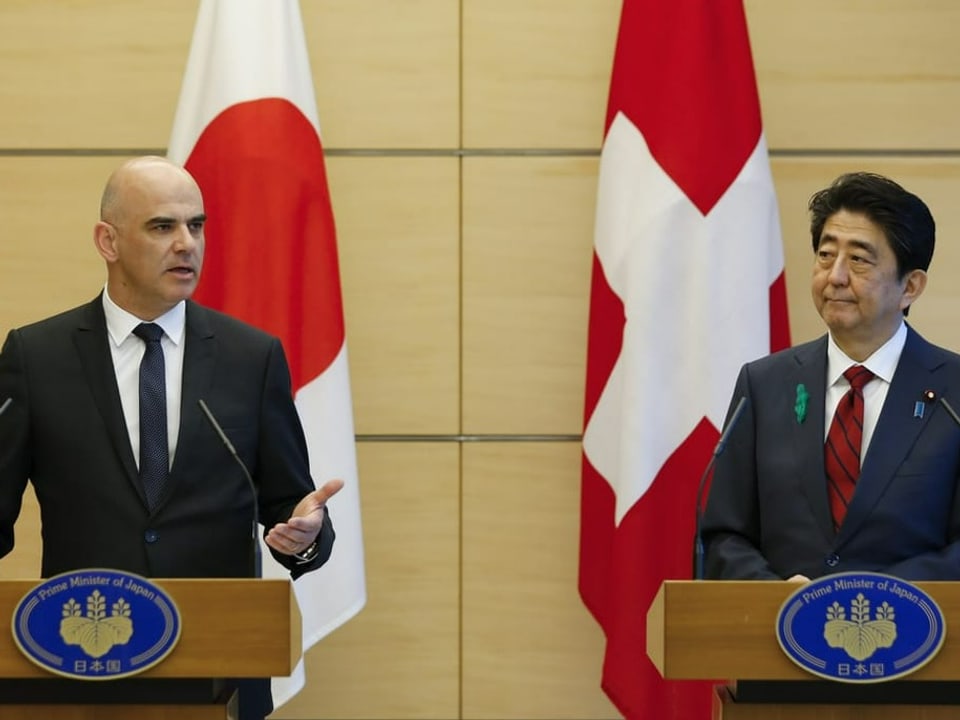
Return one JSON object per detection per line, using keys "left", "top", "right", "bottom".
{"left": 144, "top": 530, "right": 160, "bottom": 544}
{"left": 825, "top": 553, "right": 839, "bottom": 568}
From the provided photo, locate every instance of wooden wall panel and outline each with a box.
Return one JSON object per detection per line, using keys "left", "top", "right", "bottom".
{"left": 0, "top": 157, "right": 120, "bottom": 334}
{"left": 462, "top": 0, "right": 621, "bottom": 148}
{"left": 462, "top": 1, "right": 960, "bottom": 153}
{"left": 770, "top": 158, "right": 960, "bottom": 350}
{"left": 5, "top": 1, "right": 960, "bottom": 719}
{"left": 275, "top": 443, "right": 461, "bottom": 720}
{"left": 0, "top": 0, "right": 459, "bottom": 151}
{"left": 462, "top": 442, "right": 618, "bottom": 720}
{"left": 0, "top": 1, "right": 193, "bottom": 148}
{"left": 303, "top": 0, "right": 460, "bottom": 149}
{"left": 328, "top": 156, "right": 461, "bottom": 435}
{"left": 462, "top": 157, "right": 595, "bottom": 435}
{"left": 746, "top": 0, "right": 960, "bottom": 151}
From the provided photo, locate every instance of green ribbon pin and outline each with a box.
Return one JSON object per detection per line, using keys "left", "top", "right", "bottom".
{"left": 795, "top": 383, "right": 809, "bottom": 424}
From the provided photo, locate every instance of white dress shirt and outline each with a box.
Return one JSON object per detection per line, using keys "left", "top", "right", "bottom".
{"left": 102, "top": 288, "right": 186, "bottom": 469}
{"left": 824, "top": 321, "right": 908, "bottom": 458}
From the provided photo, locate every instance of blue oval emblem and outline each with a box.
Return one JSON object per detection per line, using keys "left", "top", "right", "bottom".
{"left": 776, "top": 572, "right": 945, "bottom": 682}
{"left": 11, "top": 569, "right": 181, "bottom": 680}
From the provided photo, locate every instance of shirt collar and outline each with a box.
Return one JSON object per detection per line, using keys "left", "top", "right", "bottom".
{"left": 826, "top": 321, "right": 907, "bottom": 388}
{"left": 102, "top": 286, "right": 186, "bottom": 347}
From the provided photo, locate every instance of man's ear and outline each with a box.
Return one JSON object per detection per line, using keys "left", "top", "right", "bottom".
{"left": 900, "top": 268, "right": 928, "bottom": 311}
{"left": 93, "top": 221, "right": 118, "bottom": 262}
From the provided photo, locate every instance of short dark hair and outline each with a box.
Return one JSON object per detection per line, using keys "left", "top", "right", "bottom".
{"left": 808, "top": 172, "right": 935, "bottom": 279}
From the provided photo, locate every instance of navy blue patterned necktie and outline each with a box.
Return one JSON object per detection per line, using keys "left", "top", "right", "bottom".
{"left": 133, "top": 322, "right": 168, "bottom": 509}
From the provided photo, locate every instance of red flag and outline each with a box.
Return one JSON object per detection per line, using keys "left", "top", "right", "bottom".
{"left": 168, "top": 0, "right": 366, "bottom": 708}
{"left": 579, "top": 1, "right": 790, "bottom": 717}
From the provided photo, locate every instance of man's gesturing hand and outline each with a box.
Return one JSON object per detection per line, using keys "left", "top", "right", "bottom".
{"left": 265, "top": 478, "right": 344, "bottom": 557}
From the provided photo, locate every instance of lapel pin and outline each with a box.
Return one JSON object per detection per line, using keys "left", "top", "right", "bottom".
{"left": 795, "top": 383, "right": 808, "bottom": 424}
{"left": 916, "top": 390, "right": 936, "bottom": 419}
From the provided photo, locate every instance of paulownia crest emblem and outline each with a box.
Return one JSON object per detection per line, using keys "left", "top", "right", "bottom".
{"left": 59, "top": 590, "right": 134, "bottom": 658}
{"left": 823, "top": 592, "right": 897, "bottom": 661}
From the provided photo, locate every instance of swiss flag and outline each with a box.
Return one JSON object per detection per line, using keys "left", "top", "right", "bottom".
{"left": 579, "top": 0, "right": 790, "bottom": 717}
{"left": 167, "top": 0, "right": 366, "bottom": 708}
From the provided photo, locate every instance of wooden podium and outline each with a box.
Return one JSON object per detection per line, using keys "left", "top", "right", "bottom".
{"left": 647, "top": 581, "right": 960, "bottom": 720}
{"left": 0, "top": 578, "right": 301, "bottom": 720}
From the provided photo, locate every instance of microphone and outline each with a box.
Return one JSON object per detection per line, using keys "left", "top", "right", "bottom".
{"left": 939, "top": 396, "right": 960, "bottom": 428}
{"left": 693, "top": 396, "right": 748, "bottom": 580}
{"left": 197, "top": 399, "right": 261, "bottom": 578}
{"left": 0, "top": 398, "right": 11, "bottom": 417}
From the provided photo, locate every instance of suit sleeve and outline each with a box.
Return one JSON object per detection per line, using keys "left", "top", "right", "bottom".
{"left": 255, "top": 338, "right": 335, "bottom": 579}
{"left": 0, "top": 330, "right": 33, "bottom": 561}
{"left": 881, "top": 534, "right": 960, "bottom": 580}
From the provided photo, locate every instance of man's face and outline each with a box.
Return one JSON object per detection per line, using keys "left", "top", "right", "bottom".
{"left": 811, "top": 209, "right": 919, "bottom": 355}
{"left": 100, "top": 163, "right": 206, "bottom": 320}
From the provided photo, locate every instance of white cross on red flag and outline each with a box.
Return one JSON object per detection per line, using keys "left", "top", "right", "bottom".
{"left": 579, "top": 1, "right": 790, "bottom": 716}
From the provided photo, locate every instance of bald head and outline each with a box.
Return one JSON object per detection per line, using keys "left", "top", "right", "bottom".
{"left": 100, "top": 156, "right": 202, "bottom": 226}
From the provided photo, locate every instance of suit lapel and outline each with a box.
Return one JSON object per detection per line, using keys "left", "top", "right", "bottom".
{"left": 840, "top": 327, "right": 941, "bottom": 543}
{"left": 73, "top": 296, "right": 142, "bottom": 500}
{"left": 75, "top": 298, "right": 219, "bottom": 512}
{"left": 790, "top": 337, "right": 837, "bottom": 543}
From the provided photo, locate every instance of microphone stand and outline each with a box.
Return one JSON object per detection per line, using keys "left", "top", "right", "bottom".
{"left": 198, "top": 399, "right": 262, "bottom": 578}
{"left": 693, "top": 396, "right": 748, "bottom": 580}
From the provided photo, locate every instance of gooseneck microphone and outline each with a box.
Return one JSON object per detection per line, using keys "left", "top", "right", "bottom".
{"left": 693, "top": 396, "right": 748, "bottom": 580}
{"left": 0, "top": 397, "right": 11, "bottom": 417}
{"left": 197, "top": 399, "right": 262, "bottom": 577}
{"left": 939, "top": 396, "right": 960, "bottom": 428}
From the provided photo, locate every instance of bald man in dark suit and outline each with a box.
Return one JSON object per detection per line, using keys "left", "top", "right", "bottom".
{"left": 0, "top": 156, "right": 344, "bottom": 719}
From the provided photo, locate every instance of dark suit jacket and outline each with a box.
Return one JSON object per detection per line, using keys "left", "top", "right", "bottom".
{"left": 0, "top": 296, "right": 336, "bottom": 717}
{"left": 703, "top": 326, "right": 960, "bottom": 581}
{"left": 0, "top": 295, "right": 334, "bottom": 576}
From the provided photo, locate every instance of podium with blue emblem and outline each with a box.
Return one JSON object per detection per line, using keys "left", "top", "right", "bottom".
{"left": 1, "top": 574, "right": 301, "bottom": 719}
{"left": 648, "top": 577, "right": 960, "bottom": 719}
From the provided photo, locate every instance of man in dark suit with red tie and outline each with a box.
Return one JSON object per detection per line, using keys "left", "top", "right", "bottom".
{"left": 703, "top": 172, "right": 960, "bottom": 582}
{"left": 0, "top": 156, "right": 344, "bottom": 719}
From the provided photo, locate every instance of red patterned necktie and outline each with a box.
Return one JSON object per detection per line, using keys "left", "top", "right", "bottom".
{"left": 825, "top": 365, "right": 875, "bottom": 532}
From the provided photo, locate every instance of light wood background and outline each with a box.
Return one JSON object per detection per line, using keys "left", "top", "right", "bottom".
{"left": 2, "top": 1, "right": 960, "bottom": 718}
